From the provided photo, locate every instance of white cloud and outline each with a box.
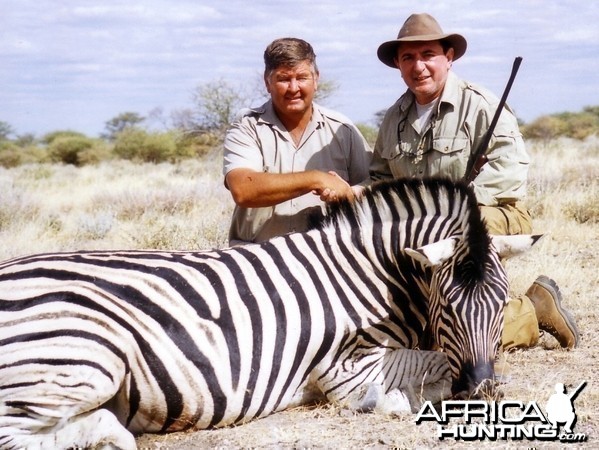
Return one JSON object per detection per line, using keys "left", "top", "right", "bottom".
{"left": 1, "top": 0, "right": 598, "bottom": 135}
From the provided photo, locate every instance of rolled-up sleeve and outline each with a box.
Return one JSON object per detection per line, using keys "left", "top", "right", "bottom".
{"left": 223, "top": 115, "right": 264, "bottom": 179}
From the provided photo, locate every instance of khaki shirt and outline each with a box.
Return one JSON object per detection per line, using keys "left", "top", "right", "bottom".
{"left": 371, "top": 71, "right": 529, "bottom": 206}
{"left": 223, "top": 101, "right": 372, "bottom": 244}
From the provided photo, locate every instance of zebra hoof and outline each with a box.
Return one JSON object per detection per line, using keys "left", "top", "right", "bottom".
{"left": 346, "top": 384, "right": 411, "bottom": 415}
{"left": 376, "top": 388, "right": 412, "bottom": 415}
{"left": 348, "top": 383, "right": 382, "bottom": 412}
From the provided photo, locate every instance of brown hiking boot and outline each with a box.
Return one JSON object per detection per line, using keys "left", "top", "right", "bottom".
{"left": 526, "top": 276, "right": 579, "bottom": 349}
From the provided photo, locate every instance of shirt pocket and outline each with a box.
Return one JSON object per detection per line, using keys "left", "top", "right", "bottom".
{"left": 432, "top": 136, "right": 470, "bottom": 155}
{"left": 432, "top": 136, "right": 471, "bottom": 177}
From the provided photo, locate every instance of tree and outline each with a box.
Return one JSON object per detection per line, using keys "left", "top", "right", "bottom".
{"left": 314, "top": 78, "right": 339, "bottom": 103}
{"left": 191, "top": 79, "right": 246, "bottom": 136}
{"left": 102, "top": 112, "right": 145, "bottom": 141}
{"left": 583, "top": 105, "right": 599, "bottom": 117}
{"left": 14, "top": 133, "right": 37, "bottom": 147}
{"left": 373, "top": 109, "right": 387, "bottom": 128}
{"left": 0, "top": 121, "right": 14, "bottom": 141}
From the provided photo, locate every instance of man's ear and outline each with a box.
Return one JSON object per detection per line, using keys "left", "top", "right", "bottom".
{"left": 264, "top": 73, "right": 272, "bottom": 94}
{"left": 446, "top": 47, "right": 455, "bottom": 66}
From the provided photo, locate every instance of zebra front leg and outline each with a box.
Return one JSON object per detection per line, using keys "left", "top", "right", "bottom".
{"left": 344, "top": 383, "right": 412, "bottom": 415}
{"left": 382, "top": 348, "right": 452, "bottom": 412}
{"left": 317, "top": 346, "right": 451, "bottom": 415}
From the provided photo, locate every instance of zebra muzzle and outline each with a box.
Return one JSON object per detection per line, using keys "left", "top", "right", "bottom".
{"left": 452, "top": 360, "right": 501, "bottom": 400}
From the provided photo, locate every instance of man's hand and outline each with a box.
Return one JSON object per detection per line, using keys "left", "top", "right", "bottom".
{"left": 315, "top": 171, "right": 354, "bottom": 203}
{"left": 226, "top": 168, "right": 358, "bottom": 208}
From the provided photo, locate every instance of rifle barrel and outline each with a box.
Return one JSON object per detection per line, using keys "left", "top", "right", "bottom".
{"left": 464, "top": 56, "right": 523, "bottom": 183}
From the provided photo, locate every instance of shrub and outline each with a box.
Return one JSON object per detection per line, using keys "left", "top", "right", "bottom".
{"left": 0, "top": 142, "right": 48, "bottom": 167}
{"left": 77, "top": 141, "right": 114, "bottom": 165}
{"left": 139, "top": 132, "right": 177, "bottom": 163}
{"left": 522, "top": 116, "right": 567, "bottom": 141}
{"left": 176, "top": 131, "right": 222, "bottom": 158}
{"left": 42, "top": 130, "right": 88, "bottom": 145}
{"left": 356, "top": 123, "right": 378, "bottom": 147}
{"left": 112, "top": 128, "right": 147, "bottom": 160}
{"left": 48, "top": 135, "right": 96, "bottom": 165}
{"left": 0, "top": 142, "right": 22, "bottom": 168}
{"left": 522, "top": 107, "right": 599, "bottom": 141}
{"left": 113, "top": 129, "right": 196, "bottom": 163}
{"left": 564, "top": 112, "right": 599, "bottom": 140}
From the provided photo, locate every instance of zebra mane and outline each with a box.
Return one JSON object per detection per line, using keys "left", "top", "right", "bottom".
{"left": 310, "top": 177, "right": 491, "bottom": 279}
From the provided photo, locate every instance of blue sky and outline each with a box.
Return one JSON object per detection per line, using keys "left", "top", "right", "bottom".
{"left": 2, "top": 0, "right": 598, "bottom": 137}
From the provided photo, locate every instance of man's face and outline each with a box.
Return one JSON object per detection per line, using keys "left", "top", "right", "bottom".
{"left": 394, "top": 41, "right": 454, "bottom": 104}
{"left": 265, "top": 61, "right": 318, "bottom": 119}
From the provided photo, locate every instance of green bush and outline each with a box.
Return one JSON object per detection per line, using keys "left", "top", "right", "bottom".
{"left": 522, "top": 116, "right": 567, "bottom": 141}
{"left": 112, "top": 128, "right": 146, "bottom": 160}
{"left": 140, "top": 132, "right": 177, "bottom": 163}
{"left": 522, "top": 106, "right": 599, "bottom": 141}
{"left": 113, "top": 129, "right": 200, "bottom": 163}
{"left": 0, "top": 142, "right": 22, "bottom": 167}
{"left": 0, "top": 142, "right": 48, "bottom": 167}
{"left": 176, "top": 131, "right": 222, "bottom": 158}
{"left": 48, "top": 135, "right": 96, "bottom": 165}
{"left": 113, "top": 129, "right": 174, "bottom": 162}
{"left": 42, "top": 130, "right": 88, "bottom": 145}
{"left": 356, "top": 123, "right": 378, "bottom": 147}
{"left": 77, "top": 141, "right": 114, "bottom": 165}
{"left": 563, "top": 112, "right": 599, "bottom": 140}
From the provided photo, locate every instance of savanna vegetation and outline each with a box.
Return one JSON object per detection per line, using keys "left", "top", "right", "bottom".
{"left": 0, "top": 81, "right": 597, "bottom": 448}
{"left": 0, "top": 134, "right": 597, "bottom": 448}
{"left": 1, "top": 78, "right": 598, "bottom": 168}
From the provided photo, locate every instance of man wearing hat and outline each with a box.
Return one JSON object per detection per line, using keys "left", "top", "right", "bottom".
{"left": 371, "top": 13, "right": 579, "bottom": 351}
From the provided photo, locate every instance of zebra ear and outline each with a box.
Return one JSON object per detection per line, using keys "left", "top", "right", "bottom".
{"left": 491, "top": 234, "right": 544, "bottom": 259}
{"left": 404, "top": 238, "right": 458, "bottom": 267}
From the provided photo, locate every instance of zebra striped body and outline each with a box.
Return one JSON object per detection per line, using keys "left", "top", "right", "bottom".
{"left": 0, "top": 178, "right": 537, "bottom": 449}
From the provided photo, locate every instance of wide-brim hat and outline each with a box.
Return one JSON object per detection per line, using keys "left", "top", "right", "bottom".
{"left": 377, "top": 13, "right": 467, "bottom": 68}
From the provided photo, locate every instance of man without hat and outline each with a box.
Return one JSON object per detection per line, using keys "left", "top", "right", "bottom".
{"left": 223, "top": 38, "right": 372, "bottom": 245}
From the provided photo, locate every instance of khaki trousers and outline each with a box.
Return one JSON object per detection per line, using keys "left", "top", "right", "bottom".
{"left": 479, "top": 202, "right": 539, "bottom": 350}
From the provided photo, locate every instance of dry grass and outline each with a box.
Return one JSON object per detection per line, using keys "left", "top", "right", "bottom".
{"left": 0, "top": 157, "right": 232, "bottom": 257}
{"left": 0, "top": 137, "right": 597, "bottom": 448}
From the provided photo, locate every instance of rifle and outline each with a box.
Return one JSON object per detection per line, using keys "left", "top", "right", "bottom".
{"left": 463, "top": 56, "right": 523, "bottom": 183}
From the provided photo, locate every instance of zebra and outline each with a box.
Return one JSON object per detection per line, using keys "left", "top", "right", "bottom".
{"left": 0, "top": 178, "right": 540, "bottom": 449}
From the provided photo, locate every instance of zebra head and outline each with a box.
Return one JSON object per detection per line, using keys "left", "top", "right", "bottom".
{"left": 405, "top": 235, "right": 507, "bottom": 399}
{"left": 316, "top": 178, "right": 541, "bottom": 401}
{"left": 405, "top": 214, "right": 542, "bottom": 401}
